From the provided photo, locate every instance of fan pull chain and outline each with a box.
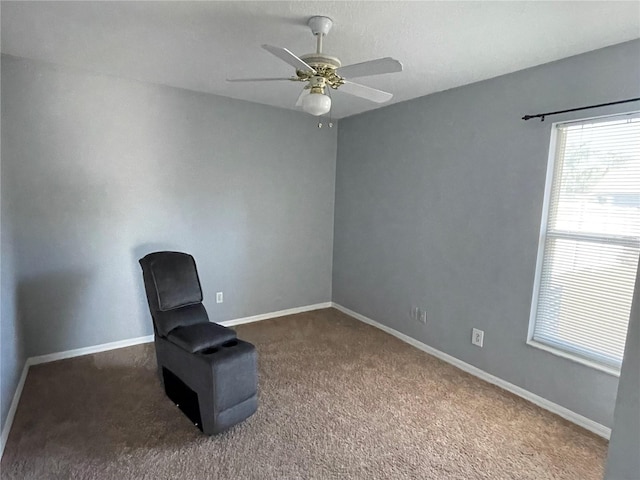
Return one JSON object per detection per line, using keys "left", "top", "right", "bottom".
{"left": 317, "top": 120, "right": 333, "bottom": 128}
{"left": 318, "top": 90, "right": 334, "bottom": 129}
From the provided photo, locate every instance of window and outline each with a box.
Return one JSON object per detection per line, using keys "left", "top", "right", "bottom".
{"left": 529, "top": 113, "right": 640, "bottom": 374}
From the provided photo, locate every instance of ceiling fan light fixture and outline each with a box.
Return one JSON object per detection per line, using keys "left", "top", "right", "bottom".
{"left": 302, "top": 91, "right": 331, "bottom": 116}
{"left": 226, "top": 15, "right": 402, "bottom": 119}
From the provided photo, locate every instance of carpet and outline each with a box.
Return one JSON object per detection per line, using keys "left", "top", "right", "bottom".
{"left": 1, "top": 308, "right": 607, "bottom": 479}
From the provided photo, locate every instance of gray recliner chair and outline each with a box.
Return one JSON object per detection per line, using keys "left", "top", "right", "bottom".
{"left": 139, "top": 251, "right": 257, "bottom": 434}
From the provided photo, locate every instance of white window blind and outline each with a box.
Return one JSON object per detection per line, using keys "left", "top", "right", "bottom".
{"left": 530, "top": 113, "right": 640, "bottom": 372}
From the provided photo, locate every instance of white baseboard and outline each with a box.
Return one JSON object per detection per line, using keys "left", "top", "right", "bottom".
{"left": 331, "top": 302, "right": 611, "bottom": 440}
{"left": 25, "top": 302, "right": 333, "bottom": 365}
{"left": 220, "top": 302, "right": 332, "bottom": 327}
{"left": 28, "top": 334, "right": 155, "bottom": 366}
{"left": 0, "top": 301, "right": 332, "bottom": 460}
{"left": 0, "top": 361, "right": 29, "bottom": 459}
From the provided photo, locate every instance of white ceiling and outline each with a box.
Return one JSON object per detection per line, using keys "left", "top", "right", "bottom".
{"left": 2, "top": 1, "right": 639, "bottom": 119}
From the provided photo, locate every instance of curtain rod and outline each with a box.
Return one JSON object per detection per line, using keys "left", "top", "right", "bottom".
{"left": 522, "top": 97, "right": 640, "bottom": 122}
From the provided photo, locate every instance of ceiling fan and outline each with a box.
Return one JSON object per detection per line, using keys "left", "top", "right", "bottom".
{"left": 227, "top": 16, "right": 403, "bottom": 117}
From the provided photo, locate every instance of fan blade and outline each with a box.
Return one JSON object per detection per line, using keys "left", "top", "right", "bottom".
{"left": 339, "top": 81, "right": 393, "bottom": 103}
{"left": 226, "top": 77, "right": 294, "bottom": 82}
{"left": 262, "top": 44, "right": 316, "bottom": 73}
{"left": 337, "top": 57, "right": 402, "bottom": 79}
{"left": 295, "top": 89, "right": 309, "bottom": 107}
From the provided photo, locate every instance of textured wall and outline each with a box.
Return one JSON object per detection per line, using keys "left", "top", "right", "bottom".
{"left": 605, "top": 262, "right": 640, "bottom": 479}
{"left": 333, "top": 40, "right": 640, "bottom": 427}
{"left": 0, "top": 139, "right": 26, "bottom": 437}
{"left": 1, "top": 54, "right": 337, "bottom": 358}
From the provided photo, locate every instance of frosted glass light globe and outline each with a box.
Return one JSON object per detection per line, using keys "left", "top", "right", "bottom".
{"left": 302, "top": 92, "right": 331, "bottom": 116}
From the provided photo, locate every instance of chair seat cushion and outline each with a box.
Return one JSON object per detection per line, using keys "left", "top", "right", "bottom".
{"left": 167, "top": 322, "right": 237, "bottom": 353}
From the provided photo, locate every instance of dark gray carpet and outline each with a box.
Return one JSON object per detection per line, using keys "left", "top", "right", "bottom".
{"left": 1, "top": 308, "right": 607, "bottom": 479}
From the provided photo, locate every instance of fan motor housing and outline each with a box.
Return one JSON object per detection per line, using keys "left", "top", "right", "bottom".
{"left": 296, "top": 54, "right": 344, "bottom": 89}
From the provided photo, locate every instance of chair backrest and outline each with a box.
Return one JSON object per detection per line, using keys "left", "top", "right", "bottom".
{"left": 139, "top": 251, "right": 209, "bottom": 336}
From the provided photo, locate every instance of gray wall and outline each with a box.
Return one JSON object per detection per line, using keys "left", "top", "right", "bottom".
{"left": 605, "top": 262, "right": 640, "bottom": 480}
{"left": 1, "top": 130, "right": 26, "bottom": 435}
{"left": 1, "top": 54, "right": 337, "bottom": 358}
{"left": 333, "top": 40, "right": 640, "bottom": 427}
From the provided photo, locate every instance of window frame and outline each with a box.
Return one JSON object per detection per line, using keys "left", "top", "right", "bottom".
{"left": 527, "top": 111, "right": 640, "bottom": 377}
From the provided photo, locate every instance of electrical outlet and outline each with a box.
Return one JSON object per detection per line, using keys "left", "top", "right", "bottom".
{"left": 472, "top": 328, "right": 484, "bottom": 347}
{"left": 419, "top": 309, "right": 427, "bottom": 324}
{"left": 410, "top": 306, "right": 419, "bottom": 320}
{"left": 216, "top": 292, "right": 223, "bottom": 304}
